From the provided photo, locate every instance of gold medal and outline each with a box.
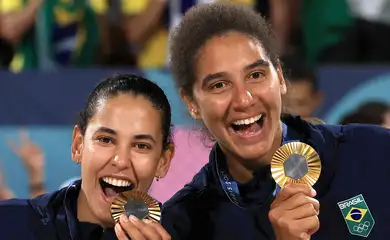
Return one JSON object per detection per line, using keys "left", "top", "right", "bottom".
{"left": 110, "top": 190, "right": 161, "bottom": 223}
{"left": 271, "top": 142, "right": 321, "bottom": 187}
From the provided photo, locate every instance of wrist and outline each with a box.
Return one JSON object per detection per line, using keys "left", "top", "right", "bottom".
{"left": 29, "top": 169, "right": 44, "bottom": 185}
{"left": 29, "top": 182, "right": 45, "bottom": 196}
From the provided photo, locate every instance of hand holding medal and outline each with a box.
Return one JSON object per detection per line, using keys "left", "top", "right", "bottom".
{"left": 269, "top": 142, "right": 322, "bottom": 240}
{"left": 111, "top": 190, "right": 170, "bottom": 240}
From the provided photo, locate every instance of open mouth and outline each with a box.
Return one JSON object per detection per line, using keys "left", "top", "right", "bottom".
{"left": 99, "top": 177, "right": 134, "bottom": 199}
{"left": 230, "top": 114, "right": 265, "bottom": 137}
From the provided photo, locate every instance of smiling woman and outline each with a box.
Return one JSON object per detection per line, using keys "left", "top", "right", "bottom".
{"left": 0, "top": 74, "right": 174, "bottom": 240}
{"left": 162, "top": 3, "right": 390, "bottom": 240}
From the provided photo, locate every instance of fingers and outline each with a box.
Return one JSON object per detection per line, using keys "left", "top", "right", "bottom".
{"left": 296, "top": 215, "right": 320, "bottom": 236}
{"left": 281, "top": 192, "right": 320, "bottom": 213}
{"left": 7, "top": 130, "right": 31, "bottom": 154}
{"left": 272, "top": 215, "right": 320, "bottom": 239}
{"left": 115, "top": 223, "right": 130, "bottom": 240}
{"left": 272, "top": 183, "right": 316, "bottom": 207}
{"left": 118, "top": 215, "right": 148, "bottom": 240}
{"left": 117, "top": 214, "right": 170, "bottom": 240}
{"left": 269, "top": 193, "right": 319, "bottom": 222}
{"left": 288, "top": 203, "right": 319, "bottom": 220}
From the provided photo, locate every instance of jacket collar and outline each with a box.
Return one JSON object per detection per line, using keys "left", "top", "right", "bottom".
{"left": 28, "top": 180, "right": 116, "bottom": 240}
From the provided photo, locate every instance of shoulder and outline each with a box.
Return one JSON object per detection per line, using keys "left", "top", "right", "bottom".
{"left": 162, "top": 164, "right": 217, "bottom": 239}
{"left": 317, "top": 123, "right": 390, "bottom": 144}
{"left": 341, "top": 123, "right": 390, "bottom": 139}
{"left": 0, "top": 197, "right": 32, "bottom": 214}
{"left": 0, "top": 198, "right": 37, "bottom": 237}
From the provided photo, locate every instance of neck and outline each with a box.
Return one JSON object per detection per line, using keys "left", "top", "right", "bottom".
{"left": 225, "top": 121, "right": 284, "bottom": 183}
{"left": 77, "top": 187, "right": 103, "bottom": 227}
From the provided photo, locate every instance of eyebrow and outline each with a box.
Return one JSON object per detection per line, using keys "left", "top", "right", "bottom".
{"left": 95, "top": 127, "right": 117, "bottom": 135}
{"left": 95, "top": 127, "right": 156, "bottom": 143}
{"left": 133, "top": 134, "right": 156, "bottom": 143}
{"left": 244, "top": 59, "right": 270, "bottom": 71}
{"left": 201, "top": 59, "right": 270, "bottom": 87}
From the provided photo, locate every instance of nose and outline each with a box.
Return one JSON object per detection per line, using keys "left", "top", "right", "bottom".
{"left": 112, "top": 148, "right": 131, "bottom": 171}
{"left": 232, "top": 84, "right": 254, "bottom": 110}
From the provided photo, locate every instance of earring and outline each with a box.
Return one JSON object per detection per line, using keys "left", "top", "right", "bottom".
{"left": 190, "top": 109, "right": 198, "bottom": 118}
{"left": 76, "top": 159, "right": 81, "bottom": 165}
{"left": 155, "top": 176, "right": 161, "bottom": 182}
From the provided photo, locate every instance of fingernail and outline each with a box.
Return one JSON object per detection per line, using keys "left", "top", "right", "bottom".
{"left": 311, "top": 188, "right": 317, "bottom": 197}
{"left": 143, "top": 219, "right": 152, "bottom": 224}
{"left": 120, "top": 214, "right": 128, "bottom": 223}
{"left": 129, "top": 215, "right": 138, "bottom": 222}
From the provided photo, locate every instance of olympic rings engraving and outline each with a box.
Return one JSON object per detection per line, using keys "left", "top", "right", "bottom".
{"left": 353, "top": 221, "right": 370, "bottom": 233}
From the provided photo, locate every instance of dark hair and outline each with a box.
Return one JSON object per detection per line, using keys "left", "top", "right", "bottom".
{"left": 339, "top": 101, "right": 390, "bottom": 125}
{"left": 77, "top": 74, "right": 174, "bottom": 150}
{"left": 282, "top": 55, "right": 319, "bottom": 92}
{"left": 169, "top": 2, "right": 279, "bottom": 97}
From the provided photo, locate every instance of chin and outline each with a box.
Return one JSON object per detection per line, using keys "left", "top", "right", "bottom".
{"left": 92, "top": 207, "right": 115, "bottom": 227}
{"left": 233, "top": 143, "right": 271, "bottom": 163}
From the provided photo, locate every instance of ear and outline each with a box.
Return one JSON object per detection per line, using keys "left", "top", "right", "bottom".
{"left": 277, "top": 66, "right": 287, "bottom": 95}
{"left": 179, "top": 88, "right": 202, "bottom": 120}
{"left": 155, "top": 144, "right": 175, "bottom": 179}
{"left": 71, "top": 125, "right": 84, "bottom": 164}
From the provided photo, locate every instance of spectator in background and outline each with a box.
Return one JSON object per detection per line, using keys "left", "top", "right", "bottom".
{"left": 89, "top": 0, "right": 138, "bottom": 67}
{"left": 0, "top": 0, "right": 101, "bottom": 72}
{"left": 120, "top": 0, "right": 168, "bottom": 69}
{"left": 111, "top": 0, "right": 255, "bottom": 70}
{"left": 271, "top": 0, "right": 354, "bottom": 65}
{"left": 340, "top": 101, "right": 390, "bottom": 128}
{"left": 345, "top": 0, "right": 390, "bottom": 63}
{"left": 282, "top": 56, "right": 323, "bottom": 118}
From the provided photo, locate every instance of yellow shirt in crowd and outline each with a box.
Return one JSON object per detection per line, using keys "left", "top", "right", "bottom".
{"left": 90, "top": 0, "right": 254, "bottom": 69}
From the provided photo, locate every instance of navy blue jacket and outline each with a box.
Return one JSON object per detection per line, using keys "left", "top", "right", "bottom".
{"left": 161, "top": 116, "right": 390, "bottom": 240}
{"left": 0, "top": 180, "right": 117, "bottom": 240}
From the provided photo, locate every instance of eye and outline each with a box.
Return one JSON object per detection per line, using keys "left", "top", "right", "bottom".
{"left": 213, "top": 82, "right": 225, "bottom": 89}
{"left": 96, "top": 136, "right": 114, "bottom": 145}
{"left": 133, "top": 143, "right": 151, "bottom": 150}
{"left": 248, "top": 71, "right": 265, "bottom": 80}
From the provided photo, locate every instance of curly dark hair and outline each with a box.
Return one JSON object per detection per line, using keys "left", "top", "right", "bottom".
{"left": 169, "top": 2, "right": 280, "bottom": 97}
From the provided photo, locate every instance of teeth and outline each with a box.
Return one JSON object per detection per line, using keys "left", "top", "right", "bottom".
{"left": 232, "top": 114, "right": 263, "bottom": 125}
{"left": 102, "top": 177, "right": 131, "bottom": 187}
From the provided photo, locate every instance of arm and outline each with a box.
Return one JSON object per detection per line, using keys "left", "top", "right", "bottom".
{"left": 269, "top": 0, "right": 300, "bottom": 53}
{"left": 89, "top": 0, "right": 112, "bottom": 58}
{"left": 122, "top": 0, "right": 167, "bottom": 45}
{"left": 0, "top": 0, "right": 43, "bottom": 44}
{"left": 28, "top": 167, "right": 45, "bottom": 198}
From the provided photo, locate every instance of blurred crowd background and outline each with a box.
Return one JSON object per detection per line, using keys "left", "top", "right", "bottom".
{"left": 0, "top": 0, "right": 389, "bottom": 203}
